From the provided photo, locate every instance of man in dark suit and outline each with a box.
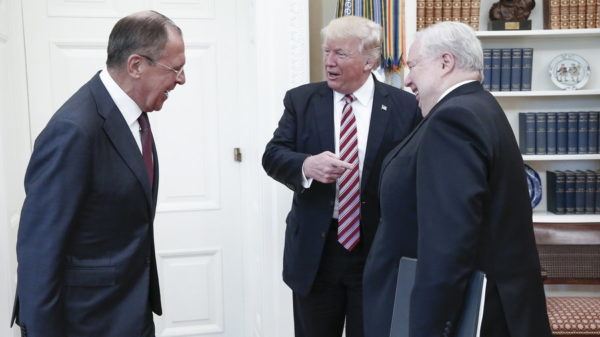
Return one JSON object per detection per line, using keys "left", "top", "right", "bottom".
{"left": 363, "top": 22, "right": 552, "bottom": 337}
{"left": 11, "top": 10, "right": 185, "bottom": 337}
{"left": 262, "top": 16, "right": 420, "bottom": 337}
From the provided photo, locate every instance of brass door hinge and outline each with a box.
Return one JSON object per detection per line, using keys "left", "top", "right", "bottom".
{"left": 234, "top": 147, "right": 242, "bottom": 162}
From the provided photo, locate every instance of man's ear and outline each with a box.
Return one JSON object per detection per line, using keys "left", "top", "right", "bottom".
{"left": 127, "top": 54, "right": 144, "bottom": 79}
{"left": 440, "top": 52, "right": 454, "bottom": 73}
{"left": 363, "top": 56, "right": 375, "bottom": 72}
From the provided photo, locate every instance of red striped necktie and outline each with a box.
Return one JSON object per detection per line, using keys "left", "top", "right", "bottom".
{"left": 338, "top": 94, "right": 361, "bottom": 251}
{"left": 138, "top": 112, "right": 154, "bottom": 186}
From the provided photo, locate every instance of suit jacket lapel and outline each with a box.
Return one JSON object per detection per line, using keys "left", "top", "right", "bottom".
{"left": 361, "top": 78, "right": 389, "bottom": 193}
{"left": 151, "top": 140, "right": 159, "bottom": 218}
{"left": 315, "top": 84, "right": 335, "bottom": 153}
{"left": 89, "top": 74, "right": 153, "bottom": 208}
{"left": 380, "top": 110, "right": 428, "bottom": 177}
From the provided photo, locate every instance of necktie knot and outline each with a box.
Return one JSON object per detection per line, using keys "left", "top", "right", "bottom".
{"left": 343, "top": 94, "right": 355, "bottom": 104}
{"left": 138, "top": 112, "right": 150, "bottom": 132}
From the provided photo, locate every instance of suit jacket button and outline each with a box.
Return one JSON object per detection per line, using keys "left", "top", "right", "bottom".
{"left": 330, "top": 200, "right": 334, "bottom": 206}
{"left": 361, "top": 201, "right": 366, "bottom": 205}
{"left": 321, "top": 232, "right": 326, "bottom": 238}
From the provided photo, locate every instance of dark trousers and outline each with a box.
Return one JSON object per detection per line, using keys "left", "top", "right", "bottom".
{"left": 293, "top": 220, "right": 366, "bottom": 337}
{"left": 480, "top": 283, "right": 511, "bottom": 337}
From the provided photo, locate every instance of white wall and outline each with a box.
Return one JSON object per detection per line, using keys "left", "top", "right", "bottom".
{"left": 0, "top": 0, "right": 32, "bottom": 336}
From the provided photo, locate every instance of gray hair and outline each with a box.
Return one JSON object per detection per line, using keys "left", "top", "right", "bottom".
{"left": 106, "top": 10, "right": 182, "bottom": 69}
{"left": 416, "top": 22, "right": 483, "bottom": 77}
{"left": 321, "top": 16, "right": 382, "bottom": 69}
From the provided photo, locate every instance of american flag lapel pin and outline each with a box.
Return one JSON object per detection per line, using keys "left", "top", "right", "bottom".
{"left": 381, "top": 105, "right": 388, "bottom": 111}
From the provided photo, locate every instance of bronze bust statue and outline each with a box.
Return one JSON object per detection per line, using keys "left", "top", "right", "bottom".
{"left": 489, "top": 0, "right": 536, "bottom": 21}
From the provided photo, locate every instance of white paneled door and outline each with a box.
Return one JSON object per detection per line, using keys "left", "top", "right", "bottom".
{"left": 21, "top": 1, "right": 245, "bottom": 336}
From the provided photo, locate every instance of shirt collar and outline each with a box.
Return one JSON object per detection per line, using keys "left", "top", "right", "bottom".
{"left": 437, "top": 80, "right": 478, "bottom": 103}
{"left": 333, "top": 74, "right": 375, "bottom": 105}
{"left": 99, "top": 66, "right": 143, "bottom": 127}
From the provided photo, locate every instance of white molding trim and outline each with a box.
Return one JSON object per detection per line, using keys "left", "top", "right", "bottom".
{"left": 1, "top": 0, "right": 29, "bottom": 335}
{"left": 287, "top": 0, "right": 310, "bottom": 88}
{"left": 0, "top": 130, "right": 13, "bottom": 337}
{"left": 157, "top": 248, "right": 224, "bottom": 337}
{"left": 240, "top": 0, "right": 309, "bottom": 337}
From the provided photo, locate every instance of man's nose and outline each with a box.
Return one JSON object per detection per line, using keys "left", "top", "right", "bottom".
{"left": 324, "top": 53, "right": 336, "bottom": 66}
{"left": 176, "top": 70, "right": 186, "bottom": 85}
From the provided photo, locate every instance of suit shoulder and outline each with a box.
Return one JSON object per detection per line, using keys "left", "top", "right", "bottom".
{"left": 379, "top": 82, "right": 417, "bottom": 101}
{"left": 286, "top": 82, "right": 329, "bottom": 99}
{"left": 47, "top": 79, "right": 104, "bottom": 136}
{"left": 376, "top": 82, "right": 419, "bottom": 119}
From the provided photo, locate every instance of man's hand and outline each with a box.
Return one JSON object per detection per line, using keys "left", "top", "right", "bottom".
{"left": 303, "top": 151, "right": 354, "bottom": 184}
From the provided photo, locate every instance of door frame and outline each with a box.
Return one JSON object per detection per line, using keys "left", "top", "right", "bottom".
{"left": 240, "top": 0, "right": 310, "bottom": 336}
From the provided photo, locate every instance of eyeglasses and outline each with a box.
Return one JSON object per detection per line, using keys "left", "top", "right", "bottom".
{"left": 140, "top": 54, "right": 184, "bottom": 79}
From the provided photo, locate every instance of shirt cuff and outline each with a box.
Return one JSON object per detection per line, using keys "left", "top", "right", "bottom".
{"left": 301, "top": 162, "right": 313, "bottom": 189}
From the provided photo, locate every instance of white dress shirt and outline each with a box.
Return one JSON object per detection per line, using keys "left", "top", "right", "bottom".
{"left": 99, "top": 67, "right": 144, "bottom": 154}
{"left": 303, "top": 75, "right": 375, "bottom": 218}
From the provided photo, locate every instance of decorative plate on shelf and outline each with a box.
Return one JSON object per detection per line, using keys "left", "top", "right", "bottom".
{"left": 548, "top": 53, "right": 591, "bottom": 90}
{"left": 525, "top": 164, "right": 542, "bottom": 209}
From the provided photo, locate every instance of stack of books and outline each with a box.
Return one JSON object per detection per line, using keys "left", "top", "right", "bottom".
{"left": 417, "top": 0, "right": 480, "bottom": 30}
{"left": 519, "top": 112, "right": 600, "bottom": 155}
{"left": 544, "top": 0, "right": 600, "bottom": 29}
{"left": 547, "top": 170, "right": 600, "bottom": 214}
{"left": 483, "top": 48, "right": 533, "bottom": 92}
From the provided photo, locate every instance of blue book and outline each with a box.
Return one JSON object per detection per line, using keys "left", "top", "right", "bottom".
{"left": 557, "top": 112, "right": 568, "bottom": 154}
{"left": 510, "top": 48, "right": 522, "bottom": 91}
{"left": 546, "top": 170, "right": 566, "bottom": 214}
{"left": 575, "top": 170, "right": 586, "bottom": 214}
{"left": 596, "top": 171, "right": 600, "bottom": 214}
{"left": 565, "top": 170, "right": 576, "bottom": 214}
{"left": 585, "top": 170, "right": 596, "bottom": 214}
{"left": 491, "top": 49, "right": 502, "bottom": 92}
{"left": 500, "top": 48, "right": 512, "bottom": 92}
{"left": 567, "top": 112, "right": 579, "bottom": 154}
{"left": 390, "top": 257, "right": 486, "bottom": 337}
{"left": 588, "top": 111, "right": 598, "bottom": 153}
{"left": 483, "top": 49, "right": 492, "bottom": 91}
{"left": 521, "top": 48, "right": 533, "bottom": 91}
{"left": 535, "top": 113, "right": 547, "bottom": 155}
{"left": 578, "top": 111, "right": 589, "bottom": 154}
{"left": 519, "top": 113, "right": 536, "bottom": 154}
{"left": 546, "top": 112, "right": 557, "bottom": 155}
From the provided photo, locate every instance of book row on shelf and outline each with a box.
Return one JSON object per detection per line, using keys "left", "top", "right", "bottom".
{"left": 544, "top": 0, "right": 600, "bottom": 29}
{"left": 483, "top": 48, "right": 533, "bottom": 92}
{"left": 417, "top": 0, "right": 480, "bottom": 30}
{"left": 546, "top": 170, "right": 600, "bottom": 214}
{"left": 519, "top": 112, "right": 600, "bottom": 155}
